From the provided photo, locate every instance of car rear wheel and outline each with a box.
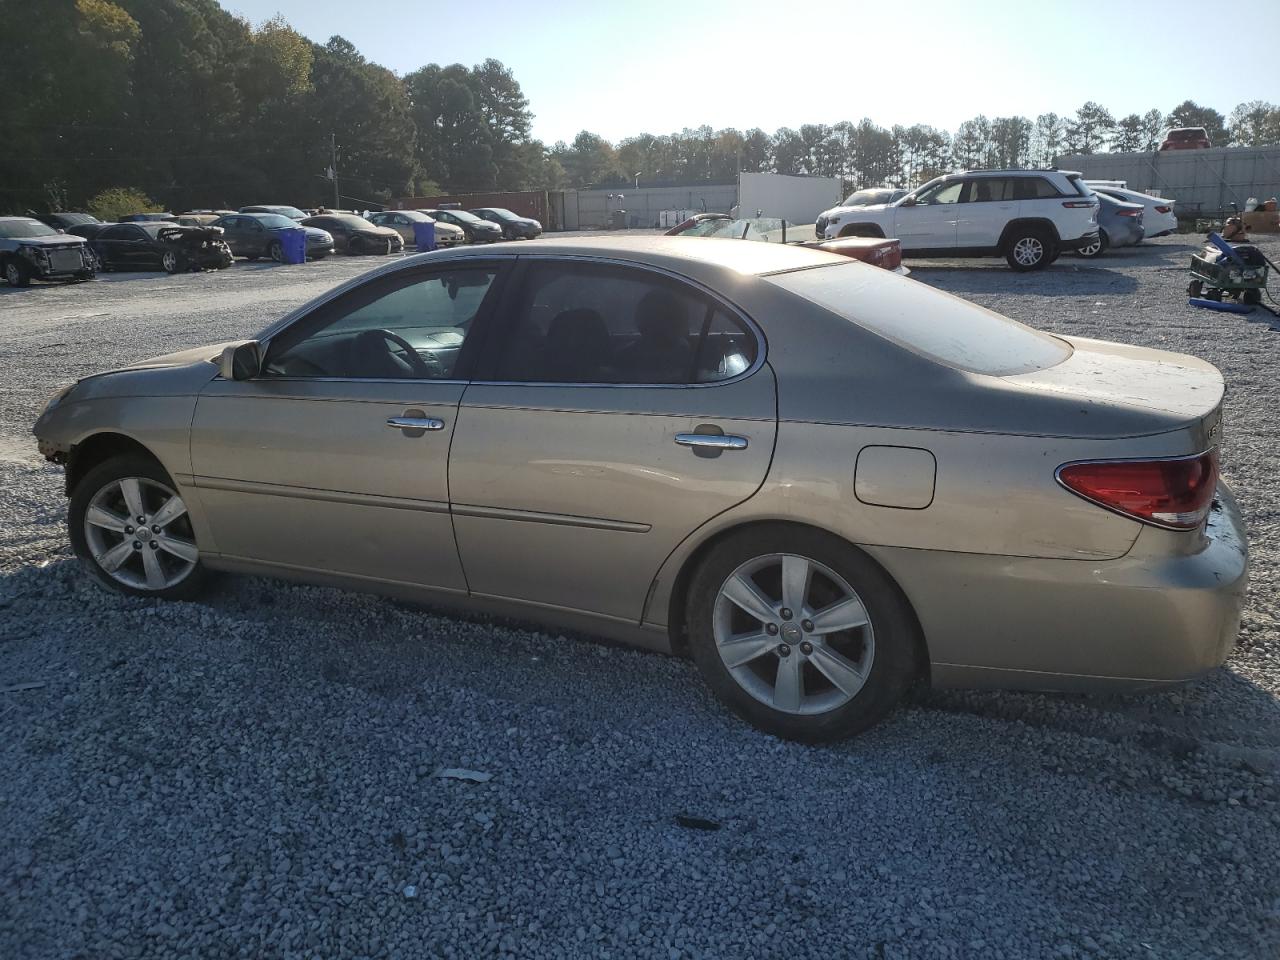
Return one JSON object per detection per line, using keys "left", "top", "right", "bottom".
{"left": 686, "top": 525, "right": 918, "bottom": 742}
{"left": 161, "top": 250, "right": 181, "bottom": 273}
{"left": 268, "top": 240, "right": 284, "bottom": 262}
{"left": 1005, "top": 228, "right": 1053, "bottom": 271}
{"left": 69, "top": 454, "right": 207, "bottom": 600}
{"left": 4, "top": 259, "right": 31, "bottom": 287}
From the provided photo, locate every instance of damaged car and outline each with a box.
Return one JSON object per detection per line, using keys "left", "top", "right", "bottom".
{"left": 84, "top": 222, "right": 233, "bottom": 274}
{"left": 0, "top": 216, "right": 96, "bottom": 287}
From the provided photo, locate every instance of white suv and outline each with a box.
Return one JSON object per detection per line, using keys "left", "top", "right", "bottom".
{"left": 818, "top": 169, "right": 1100, "bottom": 271}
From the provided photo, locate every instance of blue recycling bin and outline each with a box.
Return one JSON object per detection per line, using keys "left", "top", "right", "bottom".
{"left": 412, "top": 221, "right": 436, "bottom": 251}
{"left": 279, "top": 226, "right": 307, "bottom": 264}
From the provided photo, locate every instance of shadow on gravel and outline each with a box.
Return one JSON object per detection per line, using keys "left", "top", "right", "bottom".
{"left": 912, "top": 263, "right": 1139, "bottom": 295}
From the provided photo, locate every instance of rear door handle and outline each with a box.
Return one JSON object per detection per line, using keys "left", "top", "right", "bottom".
{"left": 675, "top": 433, "right": 748, "bottom": 451}
{"left": 386, "top": 416, "right": 445, "bottom": 432}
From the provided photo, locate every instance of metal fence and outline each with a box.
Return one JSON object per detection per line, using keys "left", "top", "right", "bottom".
{"left": 1055, "top": 146, "right": 1280, "bottom": 219}
{"left": 570, "top": 183, "right": 739, "bottom": 229}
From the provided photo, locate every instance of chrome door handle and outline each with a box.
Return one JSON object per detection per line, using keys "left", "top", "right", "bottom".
{"left": 675, "top": 433, "right": 748, "bottom": 451}
{"left": 386, "top": 416, "right": 445, "bottom": 431}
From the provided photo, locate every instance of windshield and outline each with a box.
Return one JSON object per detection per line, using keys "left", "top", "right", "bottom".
{"left": 332, "top": 215, "right": 377, "bottom": 229}
{"left": 766, "top": 262, "right": 1071, "bottom": 376}
{"left": 252, "top": 214, "right": 297, "bottom": 229}
{"left": 480, "top": 208, "right": 519, "bottom": 220}
{"left": 438, "top": 209, "right": 484, "bottom": 225}
{"left": 53, "top": 213, "right": 98, "bottom": 226}
{"left": 842, "top": 190, "right": 894, "bottom": 207}
{"left": 0, "top": 220, "right": 60, "bottom": 239}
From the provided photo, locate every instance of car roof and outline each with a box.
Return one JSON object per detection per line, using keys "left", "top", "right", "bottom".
{"left": 418, "top": 235, "right": 847, "bottom": 276}
{"left": 0, "top": 216, "right": 42, "bottom": 223}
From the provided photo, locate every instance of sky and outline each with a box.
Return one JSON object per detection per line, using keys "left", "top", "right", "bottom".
{"left": 226, "top": 0, "right": 1279, "bottom": 145}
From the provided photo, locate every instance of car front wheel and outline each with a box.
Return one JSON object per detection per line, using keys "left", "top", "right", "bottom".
{"left": 4, "top": 259, "right": 31, "bottom": 287}
{"left": 1005, "top": 228, "right": 1054, "bottom": 271}
{"left": 1076, "top": 232, "right": 1108, "bottom": 258}
{"left": 161, "top": 250, "right": 181, "bottom": 273}
{"left": 685, "top": 525, "right": 918, "bottom": 742}
{"left": 69, "top": 454, "right": 207, "bottom": 600}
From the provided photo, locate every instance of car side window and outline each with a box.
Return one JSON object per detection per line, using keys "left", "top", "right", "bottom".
{"left": 486, "top": 262, "right": 757, "bottom": 385}
{"left": 262, "top": 268, "right": 500, "bottom": 381}
{"left": 915, "top": 181, "right": 963, "bottom": 205}
{"left": 963, "top": 178, "right": 1016, "bottom": 202}
{"left": 1015, "top": 177, "right": 1062, "bottom": 200}
{"left": 100, "top": 225, "right": 131, "bottom": 240}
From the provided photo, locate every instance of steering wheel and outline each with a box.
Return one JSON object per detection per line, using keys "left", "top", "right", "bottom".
{"left": 355, "top": 328, "right": 443, "bottom": 378}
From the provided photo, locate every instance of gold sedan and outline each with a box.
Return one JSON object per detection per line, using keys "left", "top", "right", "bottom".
{"left": 32, "top": 238, "right": 1248, "bottom": 741}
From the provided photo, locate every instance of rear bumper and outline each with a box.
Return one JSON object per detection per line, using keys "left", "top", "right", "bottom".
{"left": 867, "top": 483, "right": 1249, "bottom": 692}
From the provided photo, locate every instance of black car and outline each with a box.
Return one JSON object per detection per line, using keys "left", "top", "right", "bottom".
{"left": 421, "top": 208, "right": 503, "bottom": 243}
{"left": 34, "top": 212, "right": 102, "bottom": 232}
{"left": 0, "top": 217, "right": 95, "bottom": 287}
{"left": 213, "top": 213, "right": 335, "bottom": 261}
{"left": 470, "top": 207, "right": 542, "bottom": 240}
{"left": 299, "top": 215, "right": 403, "bottom": 255}
{"left": 86, "top": 222, "right": 232, "bottom": 273}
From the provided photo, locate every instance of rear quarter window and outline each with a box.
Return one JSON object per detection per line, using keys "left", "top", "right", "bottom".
{"left": 765, "top": 263, "right": 1072, "bottom": 376}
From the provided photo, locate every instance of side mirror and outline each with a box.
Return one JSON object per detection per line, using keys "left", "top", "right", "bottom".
{"left": 219, "top": 341, "right": 262, "bottom": 380}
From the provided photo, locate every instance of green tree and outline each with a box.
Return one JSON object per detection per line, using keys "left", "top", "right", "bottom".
{"left": 1227, "top": 101, "right": 1280, "bottom": 146}
{"left": 1111, "top": 114, "right": 1146, "bottom": 152}
{"left": 87, "top": 186, "right": 159, "bottom": 221}
{"left": 1064, "top": 102, "right": 1115, "bottom": 155}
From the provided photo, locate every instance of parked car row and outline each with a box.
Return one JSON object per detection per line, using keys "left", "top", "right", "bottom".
{"left": 813, "top": 168, "right": 1180, "bottom": 270}
{"left": 4, "top": 202, "right": 544, "bottom": 286}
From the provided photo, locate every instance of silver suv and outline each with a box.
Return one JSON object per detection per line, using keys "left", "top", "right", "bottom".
{"left": 819, "top": 169, "right": 1100, "bottom": 271}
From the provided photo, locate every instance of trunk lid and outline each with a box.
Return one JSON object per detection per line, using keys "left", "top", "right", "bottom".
{"left": 1001, "top": 335, "right": 1223, "bottom": 447}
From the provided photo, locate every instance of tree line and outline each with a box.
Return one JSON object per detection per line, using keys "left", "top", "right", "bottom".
{"left": 2, "top": 0, "right": 1279, "bottom": 215}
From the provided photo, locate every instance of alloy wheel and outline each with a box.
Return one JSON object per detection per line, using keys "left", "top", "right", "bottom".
{"left": 83, "top": 476, "right": 198, "bottom": 590}
{"left": 1012, "top": 237, "right": 1044, "bottom": 266}
{"left": 712, "top": 553, "right": 875, "bottom": 716}
{"left": 162, "top": 251, "right": 178, "bottom": 272}
{"left": 5, "top": 263, "right": 21, "bottom": 285}
{"left": 1079, "top": 239, "right": 1102, "bottom": 257}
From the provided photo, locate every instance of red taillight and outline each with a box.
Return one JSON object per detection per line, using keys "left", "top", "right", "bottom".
{"left": 1117, "top": 209, "right": 1141, "bottom": 217}
{"left": 1056, "top": 451, "right": 1218, "bottom": 530}
{"left": 1062, "top": 200, "right": 1095, "bottom": 208}
{"left": 1154, "top": 205, "right": 1172, "bottom": 214}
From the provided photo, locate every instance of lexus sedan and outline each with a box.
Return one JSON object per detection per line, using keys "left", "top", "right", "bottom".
{"left": 299, "top": 214, "right": 402, "bottom": 256}
{"left": 470, "top": 207, "right": 542, "bottom": 240}
{"left": 32, "top": 238, "right": 1248, "bottom": 741}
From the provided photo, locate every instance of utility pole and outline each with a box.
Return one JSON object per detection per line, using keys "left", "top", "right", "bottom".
{"left": 330, "top": 132, "right": 339, "bottom": 208}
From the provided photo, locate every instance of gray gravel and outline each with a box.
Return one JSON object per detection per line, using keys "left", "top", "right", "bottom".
{"left": 2, "top": 239, "right": 1278, "bottom": 959}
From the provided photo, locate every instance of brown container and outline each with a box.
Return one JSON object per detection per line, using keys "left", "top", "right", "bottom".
{"left": 1243, "top": 210, "right": 1280, "bottom": 233}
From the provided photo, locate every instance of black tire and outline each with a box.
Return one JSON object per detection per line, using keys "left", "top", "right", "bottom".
{"left": 4, "top": 258, "right": 31, "bottom": 287}
{"left": 1205, "top": 288, "right": 1223, "bottom": 301}
{"left": 1076, "top": 231, "right": 1108, "bottom": 259}
{"left": 1187, "top": 279, "right": 1204, "bottom": 297}
{"left": 68, "top": 454, "right": 208, "bottom": 601}
{"left": 1242, "top": 288, "right": 1261, "bottom": 305}
{"left": 268, "top": 240, "right": 284, "bottom": 262}
{"left": 685, "top": 524, "right": 919, "bottom": 742}
{"left": 1004, "top": 227, "right": 1054, "bottom": 271}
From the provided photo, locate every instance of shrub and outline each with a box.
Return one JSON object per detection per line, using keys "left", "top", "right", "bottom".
{"left": 87, "top": 187, "right": 161, "bottom": 222}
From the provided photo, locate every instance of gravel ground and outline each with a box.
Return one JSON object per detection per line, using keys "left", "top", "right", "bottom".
{"left": 1, "top": 238, "right": 1278, "bottom": 959}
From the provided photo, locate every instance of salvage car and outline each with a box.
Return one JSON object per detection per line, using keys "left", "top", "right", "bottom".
{"left": 32, "top": 237, "right": 1247, "bottom": 742}
{"left": 469, "top": 207, "right": 542, "bottom": 240}
{"left": 419, "top": 208, "right": 503, "bottom": 243}
{"left": 0, "top": 216, "right": 96, "bottom": 286}
{"left": 367, "top": 210, "right": 466, "bottom": 248}
{"left": 213, "top": 213, "right": 334, "bottom": 261}
{"left": 300, "top": 214, "right": 403, "bottom": 255}
{"left": 1075, "top": 193, "right": 1144, "bottom": 257}
{"left": 85, "top": 222, "right": 232, "bottom": 273}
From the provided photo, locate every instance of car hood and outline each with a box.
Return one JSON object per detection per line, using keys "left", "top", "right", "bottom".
{"left": 354, "top": 226, "right": 400, "bottom": 238}
{"left": 473, "top": 221, "right": 503, "bottom": 231}
{"left": 824, "top": 203, "right": 891, "bottom": 218}
{"left": 300, "top": 226, "right": 332, "bottom": 239}
{"left": 10, "top": 234, "right": 87, "bottom": 248}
